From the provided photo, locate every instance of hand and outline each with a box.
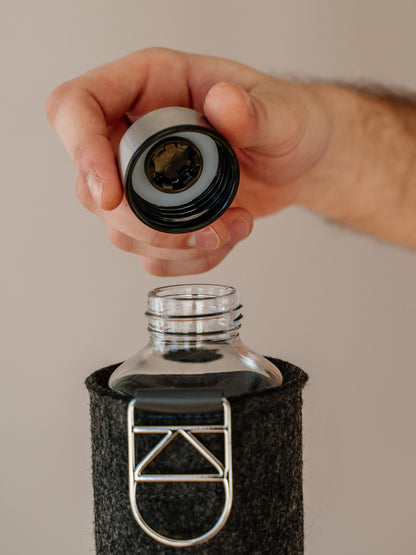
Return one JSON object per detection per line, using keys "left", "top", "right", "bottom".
{"left": 46, "top": 48, "right": 416, "bottom": 275}
{"left": 46, "top": 48, "right": 333, "bottom": 275}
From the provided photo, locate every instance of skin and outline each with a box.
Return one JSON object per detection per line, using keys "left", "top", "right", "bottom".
{"left": 46, "top": 47, "right": 416, "bottom": 276}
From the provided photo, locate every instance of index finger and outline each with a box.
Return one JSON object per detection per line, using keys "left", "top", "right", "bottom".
{"left": 45, "top": 52, "right": 157, "bottom": 210}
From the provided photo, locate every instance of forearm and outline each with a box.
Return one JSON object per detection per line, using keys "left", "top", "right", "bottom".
{"left": 297, "top": 83, "right": 416, "bottom": 248}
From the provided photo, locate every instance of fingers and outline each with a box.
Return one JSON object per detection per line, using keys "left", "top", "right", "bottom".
{"left": 77, "top": 171, "right": 252, "bottom": 273}
{"left": 46, "top": 85, "right": 125, "bottom": 210}
{"left": 49, "top": 48, "right": 314, "bottom": 276}
{"left": 76, "top": 175, "right": 252, "bottom": 256}
{"left": 104, "top": 208, "right": 252, "bottom": 260}
{"left": 46, "top": 48, "right": 264, "bottom": 212}
{"left": 45, "top": 49, "right": 188, "bottom": 211}
{"left": 107, "top": 215, "right": 249, "bottom": 275}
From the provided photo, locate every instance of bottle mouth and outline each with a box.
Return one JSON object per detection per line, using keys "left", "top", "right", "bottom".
{"left": 147, "top": 284, "right": 241, "bottom": 319}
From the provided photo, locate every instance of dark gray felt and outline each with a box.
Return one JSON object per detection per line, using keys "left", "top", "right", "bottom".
{"left": 86, "top": 358, "right": 308, "bottom": 554}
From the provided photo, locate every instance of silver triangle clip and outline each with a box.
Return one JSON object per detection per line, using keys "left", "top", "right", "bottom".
{"left": 127, "top": 397, "right": 233, "bottom": 547}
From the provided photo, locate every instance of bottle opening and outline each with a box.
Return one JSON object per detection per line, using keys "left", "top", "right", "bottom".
{"left": 147, "top": 284, "right": 241, "bottom": 319}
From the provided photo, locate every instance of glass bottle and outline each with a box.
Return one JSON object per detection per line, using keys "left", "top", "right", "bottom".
{"left": 109, "top": 284, "right": 282, "bottom": 397}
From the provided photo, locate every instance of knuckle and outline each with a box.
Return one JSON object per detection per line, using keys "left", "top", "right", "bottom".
{"left": 73, "top": 142, "right": 91, "bottom": 173}
{"left": 141, "top": 46, "right": 171, "bottom": 59}
{"left": 141, "top": 257, "right": 168, "bottom": 277}
{"left": 45, "top": 82, "right": 74, "bottom": 125}
{"left": 201, "top": 257, "right": 215, "bottom": 273}
{"left": 141, "top": 227, "right": 166, "bottom": 248}
{"left": 136, "top": 47, "right": 185, "bottom": 70}
{"left": 73, "top": 135, "right": 110, "bottom": 180}
{"left": 108, "top": 227, "right": 135, "bottom": 253}
{"left": 73, "top": 149, "right": 94, "bottom": 184}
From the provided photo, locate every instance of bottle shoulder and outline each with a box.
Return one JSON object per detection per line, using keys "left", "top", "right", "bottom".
{"left": 109, "top": 341, "right": 282, "bottom": 397}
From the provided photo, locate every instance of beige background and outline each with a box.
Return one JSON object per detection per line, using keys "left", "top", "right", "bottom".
{"left": 1, "top": 1, "right": 416, "bottom": 554}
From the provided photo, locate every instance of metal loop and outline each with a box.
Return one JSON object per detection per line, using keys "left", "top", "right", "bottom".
{"left": 127, "top": 398, "right": 233, "bottom": 547}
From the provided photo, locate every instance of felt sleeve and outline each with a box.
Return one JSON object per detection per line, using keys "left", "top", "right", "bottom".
{"left": 85, "top": 358, "right": 308, "bottom": 555}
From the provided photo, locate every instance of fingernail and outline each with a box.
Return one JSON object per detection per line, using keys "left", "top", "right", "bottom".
{"left": 87, "top": 171, "right": 103, "bottom": 207}
{"left": 187, "top": 226, "right": 221, "bottom": 249}
{"left": 228, "top": 217, "right": 251, "bottom": 244}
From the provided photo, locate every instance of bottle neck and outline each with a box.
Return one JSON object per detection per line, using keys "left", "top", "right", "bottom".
{"left": 146, "top": 284, "right": 242, "bottom": 346}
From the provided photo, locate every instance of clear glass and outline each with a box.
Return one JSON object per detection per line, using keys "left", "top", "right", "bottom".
{"left": 109, "top": 284, "right": 282, "bottom": 397}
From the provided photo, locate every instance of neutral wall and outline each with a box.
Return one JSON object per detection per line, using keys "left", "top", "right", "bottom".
{"left": 1, "top": 1, "right": 415, "bottom": 554}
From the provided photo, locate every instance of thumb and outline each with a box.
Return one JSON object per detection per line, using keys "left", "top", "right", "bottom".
{"left": 203, "top": 81, "right": 307, "bottom": 157}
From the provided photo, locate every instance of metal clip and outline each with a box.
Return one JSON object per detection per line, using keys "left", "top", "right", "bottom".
{"left": 127, "top": 397, "right": 233, "bottom": 548}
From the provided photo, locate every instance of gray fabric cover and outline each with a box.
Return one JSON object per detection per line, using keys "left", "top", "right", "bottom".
{"left": 86, "top": 358, "right": 308, "bottom": 554}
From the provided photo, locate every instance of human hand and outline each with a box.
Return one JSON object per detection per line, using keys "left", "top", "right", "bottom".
{"left": 48, "top": 48, "right": 416, "bottom": 274}
{"left": 46, "top": 48, "right": 335, "bottom": 275}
